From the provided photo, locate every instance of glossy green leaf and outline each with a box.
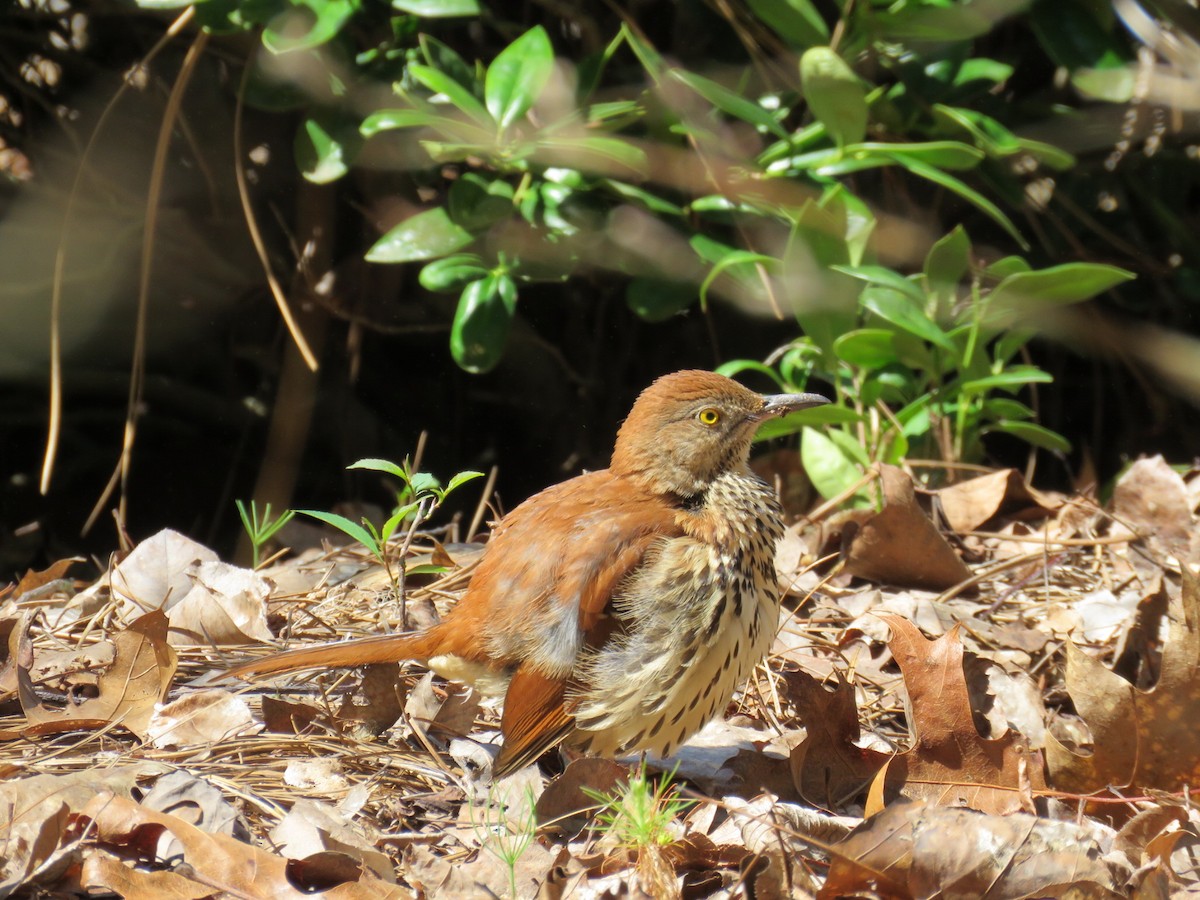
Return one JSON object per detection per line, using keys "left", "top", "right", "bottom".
{"left": 880, "top": 0, "right": 1028, "bottom": 41}
{"left": 746, "top": 0, "right": 828, "bottom": 48}
{"left": 626, "top": 278, "right": 696, "bottom": 322}
{"left": 755, "top": 405, "right": 859, "bottom": 441}
{"left": 1072, "top": 66, "right": 1136, "bottom": 102}
{"left": 885, "top": 152, "right": 1027, "bottom": 249}
{"left": 715, "top": 360, "right": 787, "bottom": 389}
{"left": 409, "top": 62, "right": 493, "bottom": 125}
{"left": 451, "top": 274, "right": 517, "bottom": 373}
{"left": 295, "top": 510, "right": 379, "bottom": 555}
{"left": 800, "top": 47, "right": 868, "bottom": 148}
{"left": 670, "top": 70, "right": 788, "bottom": 139}
{"left": 262, "top": 0, "right": 357, "bottom": 53}
{"left": 993, "top": 328, "right": 1034, "bottom": 363}
{"left": 448, "top": 174, "right": 513, "bottom": 231}
{"left": 862, "top": 286, "right": 956, "bottom": 352}
{"left": 932, "top": 105, "right": 1021, "bottom": 156}
{"left": 602, "top": 180, "right": 684, "bottom": 216}
{"left": 295, "top": 115, "right": 359, "bottom": 183}
{"left": 925, "top": 225, "right": 970, "bottom": 292}
{"left": 536, "top": 136, "right": 648, "bottom": 176}
{"left": 1016, "top": 138, "right": 1076, "bottom": 170}
{"left": 851, "top": 141, "right": 983, "bottom": 170}
{"left": 392, "top": 0, "right": 480, "bottom": 16}
{"left": 960, "top": 366, "right": 1053, "bottom": 393}
{"left": 361, "top": 108, "right": 446, "bottom": 136}
{"left": 485, "top": 26, "right": 555, "bottom": 129}
{"left": 986, "top": 420, "right": 1072, "bottom": 453}
{"left": 990, "top": 263, "right": 1135, "bottom": 309}
{"left": 348, "top": 457, "right": 409, "bottom": 479}
{"left": 445, "top": 470, "right": 485, "bottom": 493}
{"left": 366, "top": 207, "right": 473, "bottom": 263}
{"left": 419, "top": 33, "right": 476, "bottom": 89}
{"left": 986, "top": 256, "right": 1032, "bottom": 279}
{"left": 834, "top": 328, "right": 898, "bottom": 368}
{"left": 984, "top": 397, "right": 1035, "bottom": 420}
{"left": 802, "top": 426, "right": 865, "bottom": 500}
{"left": 833, "top": 265, "right": 925, "bottom": 301}
{"left": 419, "top": 254, "right": 490, "bottom": 293}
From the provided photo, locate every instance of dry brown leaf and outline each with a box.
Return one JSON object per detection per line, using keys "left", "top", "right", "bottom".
{"left": 263, "top": 695, "right": 328, "bottom": 733}
{"left": 936, "top": 468, "right": 1060, "bottom": 534}
{"left": 18, "top": 610, "right": 176, "bottom": 739}
{"left": 146, "top": 689, "right": 261, "bottom": 749}
{"left": 78, "top": 792, "right": 409, "bottom": 899}
{"left": 535, "top": 757, "right": 627, "bottom": 833}
{"left": 878, "top": 615, "right": 1047, "bottom": 815}
{"left": 787, "top": 670, "right": 889, "bottom": 809}
{"left": 844, "top": 465, "right": 971, "bottom": 591}
{"left": 1111, "top": 456, "right": 1196, "bottom": 562}
{"left": 270, "top": 798, "right": 396, "bottom": 884}
{"left": 821, "top": 802, "right": 1122, "bottom": 900}
{"left": 1047, "top": 569, "right": 1200, "bottom": 794}
{"left": 0, "top": 609, "right": 31, "bottom": 701}
{"left": 0, "top": 767, "right": 147, "bottom": 894}
{"left": 12, "top": 557, "right": 82, "bottom": 599}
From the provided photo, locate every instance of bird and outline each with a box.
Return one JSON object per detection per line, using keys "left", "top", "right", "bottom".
{"left": 225, "top": 370, "right": 828, "bottom": 776}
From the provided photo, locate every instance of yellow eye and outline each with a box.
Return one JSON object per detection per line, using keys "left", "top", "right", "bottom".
{"left": 698, "top": 408, "right": 721, "bottom": 426}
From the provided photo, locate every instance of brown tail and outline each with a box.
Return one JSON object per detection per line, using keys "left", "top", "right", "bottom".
{"left": 223, "top": 631, "right": 439, "bottom": 681}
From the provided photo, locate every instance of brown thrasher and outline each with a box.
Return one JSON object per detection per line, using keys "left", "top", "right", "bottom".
{"left": 226, "top": 370, "right": 827, "bottom": 775}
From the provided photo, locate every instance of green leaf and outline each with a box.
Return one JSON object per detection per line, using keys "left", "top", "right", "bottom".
{"left": 419, "top": 254, "right": 490, "bottom": 293}
{"left": 361, "top": 108, "right": 447, "bottom": 136}
{"left": 419, "top": 34, "right": 476, "bottom": 89}
{"left": 392, "top": 0, "right": 480, "bottom": 16}
{"left": 485, "top": 26, "right": 555, "bottom": 130}
{"left": 993, "top": 327, "right": 1034, "bottom": 363}
{"left": 448, "top": 174, "right": 513, "bottom": 231}
{"left": 755, "top": 405, "right": 858, "bottom": 441}
{"left": 626, "top": 278, "right": 696, "bottom": 322}
{"left": 382, "top": 502, "right": 421, "bottom": 543}
{"left": 746, "top": 0, "right": 828, "bottom": 48}
{"left": 536, "top": 136, "right": 648, "bottom": 176}
{"left": 880, "top": 0, "right": 1028, "bottom": 41}
{"left": 885, "top": 152, "right": 1027, "bottom": 249}
{"left": 602, "top": 180, "right": 684, "bottom": 216}
{"left": 932, "top": 105, "right": 1021, "bottom": 156}
{"left": 714, "top": 360, "right": 787, "bottom": 389}
{"left": 445, "top": 470, "right": 485, "bottom": 493}
{"left": 834, "top": 329, "right": 898, "bottom": 368}
{"left": 850, "top": 141, "right": 983, "bottom": 170}
{"left": 295, "top": 115, "right": 359, "bottom": 184}
{"left": 862, "top": 286, "right": 955, "bottom": 352}
{"left": 349, "top": 457, "right": 410, "bottom": 479}
{"left": 833, "top": 265, "right": 925, "bottom": 301}
{"left": 367, "top": 207, "right": 474, "bottom": 263}
{"left": 960, "top": 366, "right": 1053, "bottom": 393}
{"left": 800, "top": 47, "right": 868, "bottom": 148}
{"left": 670, "top": 70, "right": 788, "bottom": 139}
{"left": 451, "top": 274, "right": 517, "bottom": 373}
{"left": 985, "top": 256, "right": 1032, "bottom": 279}
{"left": 986, "top": 420, "right": 1072, "bottom": 453}
{"left": 801, "top": 426, "right": 865, "bottom": 500}
{"left": 262, "top": 0, "right": 358, "bottom": 54}
{"left": 295, "top": 509, "right": 380, "bottom": 555}
{"left": 924, "top": 225, "right": 971, "bottom": 289}
{"left": 409, "top": 62, "right": 493, "bottom": 126}
{"left": 984, "top": 398, "right": 1035, "bottom": 420}
{"left": 989, "top": 263, "right": 1135, "bottom": 308}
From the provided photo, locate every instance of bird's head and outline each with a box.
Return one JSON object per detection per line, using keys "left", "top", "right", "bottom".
{"left": 610, "top": 370, "right": 829, "bottom": 498}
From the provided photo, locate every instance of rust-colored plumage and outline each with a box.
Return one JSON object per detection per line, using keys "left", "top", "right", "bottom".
{"left": 226, "top": 370, "right": 827, "bottom": 775}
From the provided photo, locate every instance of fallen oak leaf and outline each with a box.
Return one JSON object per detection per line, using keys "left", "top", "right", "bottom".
{"left": 1047, "top": 568, "right": 1200, "bottom": 794}
{"left": 17, "top": 610, "right": 176, "bottom": 740}
{"left": 877, "top": 614, "right": 1047, "bottom": 815}
{"left": 77, "top": 792, "right": 410, "bottom": 899}
{"left": 936, "top": 468, "right": 1060, "bottom": 534}
{"left": 844, "top": 465, "right": 971, "bottom": 591}
{"left": 786, "top": 670, "right": 890, "bottom": 809}
{"left": 820, "top": 801, "right": 1122, "bottom": 900}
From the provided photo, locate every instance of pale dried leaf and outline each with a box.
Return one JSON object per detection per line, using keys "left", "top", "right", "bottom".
{"left": 146, "top": 689, "right": 261, "bottom": 749}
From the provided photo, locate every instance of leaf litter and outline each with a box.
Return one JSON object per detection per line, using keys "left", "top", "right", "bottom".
{"left": 3, "top": 459, "right": 1200, "bottom": 897}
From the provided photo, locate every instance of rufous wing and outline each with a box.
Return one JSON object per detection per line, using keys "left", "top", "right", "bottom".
{"left": 493, "top": 665, "right": 575, "bottom": 777}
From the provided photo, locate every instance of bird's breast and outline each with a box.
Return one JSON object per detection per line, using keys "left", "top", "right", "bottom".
{"left": 568, "top": 472, "right": 785, "bottom": 758}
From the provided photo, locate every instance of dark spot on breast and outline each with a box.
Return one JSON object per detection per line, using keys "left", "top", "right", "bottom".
{"left": 647, "top": 717, "right": 664, "bottom": 739}
{"left": 671, "top": 705, "right": 686, "bottom": 725}
{"left": 733, "top": 589, "right": 743, "bottom": 618}
{"left": 721, "top": 652, "right": 732, "bottom": 673}
{"left": 687, "top": 692, "right": 700, "bottom": 712}
{"left": 629, "top": 728, "right": 647, "bottom": 748}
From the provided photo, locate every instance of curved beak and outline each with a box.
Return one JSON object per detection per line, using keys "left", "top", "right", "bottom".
{"left": 753, "top": 391, "right": 830, "bottom": 422}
